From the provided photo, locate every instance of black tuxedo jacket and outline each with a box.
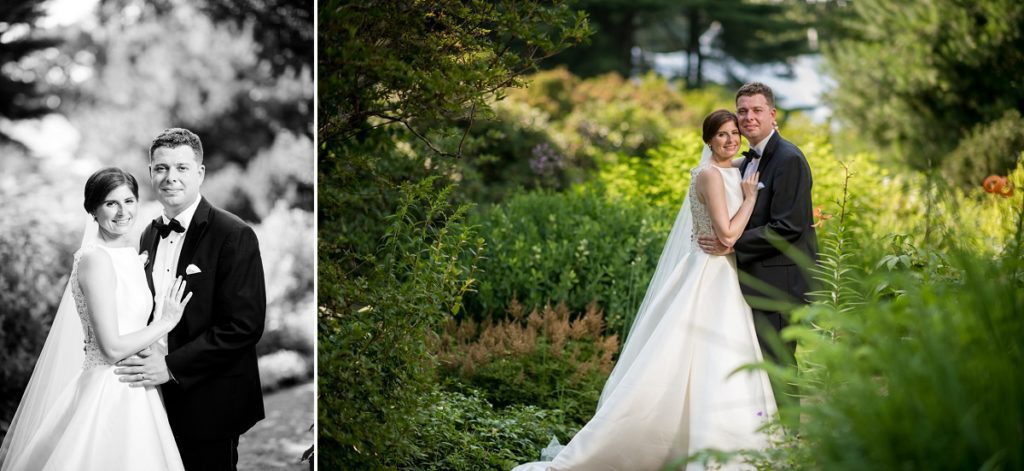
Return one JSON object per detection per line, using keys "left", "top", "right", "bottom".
{"left": 141, "top": 197, "right": 266, "bottom": 441}
{"left": 735, "top": 132, "right": 818, "bottom": 308}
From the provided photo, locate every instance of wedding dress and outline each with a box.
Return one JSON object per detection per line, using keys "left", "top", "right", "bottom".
{"left": 514, "top": 164, "right": 776, "bottom": 471}
{"left": 0, "top": 244, "right": 184, "bottom": 471}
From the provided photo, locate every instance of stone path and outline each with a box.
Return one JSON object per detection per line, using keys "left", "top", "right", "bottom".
{"left": 238, "top": 381, "right": 315, "bottom": 470}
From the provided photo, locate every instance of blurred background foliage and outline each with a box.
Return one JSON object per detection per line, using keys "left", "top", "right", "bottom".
{"left": 322, "top": 0, "right": 1024, "bottom": 469}
{"left": 0, "top": 0, "right": 314, "bottom": 449}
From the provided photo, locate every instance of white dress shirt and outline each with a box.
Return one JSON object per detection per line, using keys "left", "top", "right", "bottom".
{"left": 151, "top": 195, "right": 202, "bottom": 346}
{"left": 743, "top": 129, "right": 775, "bottom": 180}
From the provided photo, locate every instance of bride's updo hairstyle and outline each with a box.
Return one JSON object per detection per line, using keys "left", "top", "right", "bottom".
{"left": 83, "top": 167, "right": 139, "bottom": 214}
{"left": 701, "top": 109, "right": 739, "bottom": 144}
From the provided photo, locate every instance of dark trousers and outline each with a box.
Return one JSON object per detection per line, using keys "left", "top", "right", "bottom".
{"left": 752, "top": 309, "right": 800, "bottom": 430}
{"left": 178, "top": 436, "right": 239, "bottom": 471}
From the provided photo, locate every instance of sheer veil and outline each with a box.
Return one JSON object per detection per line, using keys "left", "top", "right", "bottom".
{"left": 0, "top": 217, "right": 98, "bottom": 469}
{"left": 596, "top": 143, "right": 714, "bottom": 407}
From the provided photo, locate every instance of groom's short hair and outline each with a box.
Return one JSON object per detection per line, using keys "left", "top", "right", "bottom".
{"left": 736, "top": 82, "right": 775, "bottom": 108}
{"left": 150, "top": 127, "right": 204, "bottom": 163}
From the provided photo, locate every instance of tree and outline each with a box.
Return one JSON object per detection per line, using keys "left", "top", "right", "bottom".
{"left": 0, "top": 0, "right": 60, "bottom": 142}
{"left": 548, "top": 0, "right": 814, "bottom": 87}
{"left": 317, "top": 1, "right": 590, "bottom": 467}
{"left": 824, "top": 0, "right": 1024, "bottom": 184}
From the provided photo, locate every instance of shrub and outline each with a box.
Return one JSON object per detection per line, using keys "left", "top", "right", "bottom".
{"left": 770, "top": 193, "right": 1024, "bottom": 470}
{"left": 467, "top": 188, "right": 668, "bottom": 336}
{"left": 0, "top": 205, "right": 78, "bottom": 435}
{"left": 437, "top": 301, "right": 618, "bottom": 428}
{"left": 254, "top": 202, "right": 315, "bottom": 357}
{"left": 318, "top": 178, "right": 483, "bottom": 469}
{"left": 405, "top": 388, "right": 575, "bottom": 471}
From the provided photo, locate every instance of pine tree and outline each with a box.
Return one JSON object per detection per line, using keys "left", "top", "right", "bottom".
{"left": 0, "top": 0, "right": 59, "bottom": 140}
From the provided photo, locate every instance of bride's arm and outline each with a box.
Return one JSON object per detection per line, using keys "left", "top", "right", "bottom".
{"left": 696, "top": 169, "right": 757, "bottom": 247}
{"left": 78, "top": 249, "right": 191, "bottom": 362}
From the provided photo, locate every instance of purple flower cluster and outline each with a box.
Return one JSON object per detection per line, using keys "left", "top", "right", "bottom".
{"left": 529, "top": 143, "right": 565, "bottom": 176}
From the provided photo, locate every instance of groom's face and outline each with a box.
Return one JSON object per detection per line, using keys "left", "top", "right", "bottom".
{"left": 150, "top": 145, "right": 205, "bottom": 217}
{"left": 736, "top": 93, "right": 776, "bottom": 146}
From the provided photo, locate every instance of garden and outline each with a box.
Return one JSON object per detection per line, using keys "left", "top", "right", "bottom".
{"left": 318, "top": 1, "right": 1024, "bottom": 469}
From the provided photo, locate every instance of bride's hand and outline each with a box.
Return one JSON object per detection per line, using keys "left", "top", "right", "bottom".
{"left": 742, "top": 171, "right": 760, "bottom": 200}
{"left": 160, "top": 277, "right": 192, "bottom": 329}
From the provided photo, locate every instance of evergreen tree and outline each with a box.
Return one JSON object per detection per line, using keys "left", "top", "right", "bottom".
{"left": 550, "top": 0, "right": 814, "bottom": 87}
{"left": 0, "top": 0, "right": 60, "bottom": 141}
{"left": 824, "top": 0, "right": 1024, "bottom": 183}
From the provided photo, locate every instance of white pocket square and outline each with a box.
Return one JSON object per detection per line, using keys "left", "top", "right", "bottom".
{"left": 757, "top": 182, "right": 765, "bottom": 190}
{"left": 185, "top": 264, "right": 202, "bottom": 275}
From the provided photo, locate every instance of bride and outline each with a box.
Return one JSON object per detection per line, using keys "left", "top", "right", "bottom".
{"left": 0, "top": 167, "right": 191, "bottom": 470}
{"left": 514, "top": 110, "right": 776, "bottom": 470}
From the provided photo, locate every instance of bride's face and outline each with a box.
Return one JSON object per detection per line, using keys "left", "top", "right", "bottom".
{"left": 93, "top": 184, "right": 138, "bottom": 240}
{"left": 709, "top": 120, "right": 741, "bottom": 160}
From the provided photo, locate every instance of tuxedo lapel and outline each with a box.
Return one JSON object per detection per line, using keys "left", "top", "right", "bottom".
{"left": 176, "top": 197, "right": 212, "bottom": 277}
{"left": 141, "top": 225, "right": 159, "bottom": 296}
{"left": 757, "top": 131, "right": 783, "bottom": 174}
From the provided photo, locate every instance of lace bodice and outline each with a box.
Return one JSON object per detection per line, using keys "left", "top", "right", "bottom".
{"left": 689, "top": 166, "right": 744, "bottom": 244}
{"left": 70, "top": 245, "right": 154, "bottom": 369}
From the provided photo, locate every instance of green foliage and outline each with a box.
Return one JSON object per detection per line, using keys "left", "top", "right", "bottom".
{"left": 318, "top": 0, "right": 590, "bottom": 150}
{"left": 824, "top": 0, "right": 1024, "bottom": 182}
{"left": 783, "top": 244, "right": 1024, "bottom": 469}
{"left": 467, "top": 188, "right": 667, "bottom": 337}
{"left": 437, "top": 302, "right": 618, "bottom": 429}
{"left": 549, "top": 0, "right": 813, "bottom": 86}
{"left": 446, "top": 69, "right": 726, "bottom": 204}
{"left": 405, "top": 388, "right": 573, "bottom": 471}
{"left": 944, "top": 111, "right": 1024, "bottom": 186}
{"left": 590, "top": 131, "right": 702, "bottom": 208}
{"left": 318, "top": 179, "right": 483, "bottom": 469}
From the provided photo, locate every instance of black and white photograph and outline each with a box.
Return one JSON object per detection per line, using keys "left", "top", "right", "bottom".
{"left": 0, "top": 1, "right": 314, "bottom": 470}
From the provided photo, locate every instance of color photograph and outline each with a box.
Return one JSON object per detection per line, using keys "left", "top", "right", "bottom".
{"left": 317, "top": 1, "right": 1023, "bottom": 470}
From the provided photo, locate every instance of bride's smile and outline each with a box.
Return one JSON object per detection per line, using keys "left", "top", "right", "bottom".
{"left": 93, "top": 184, "right": 137, "bottom": 242}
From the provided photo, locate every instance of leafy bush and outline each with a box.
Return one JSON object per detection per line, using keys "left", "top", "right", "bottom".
{"left": 0, "top": 205, "right": 78, "bottom": 435}
{"left": 437, "top": 301, "right": 618, "bottom": 428}
{"left": 254, "top": 202, "right": 315, "bottom": 357}
{"left": 405, "top": 388, "right": 574, "bottom": 471}
{"left": 318, "top": 178, "right": 483, "bottom": 469}
{"left": 944, "top": 110, "right": 1024, "bottom": 186}
{"left": 767, "top": 190, "right": 1024, "bottom": 470}
{"left": 467, "top": 188, "right": 668, "bottom": 336}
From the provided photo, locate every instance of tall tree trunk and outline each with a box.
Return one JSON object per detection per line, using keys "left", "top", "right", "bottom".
{"left": 686, "top": 7, "right": 701, "bottom": 88}
{"left": 618, "top": 11, "right": 636, "bottom": 76}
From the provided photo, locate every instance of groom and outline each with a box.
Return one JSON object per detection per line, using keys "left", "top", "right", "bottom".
{"left": 114, "top": 128, "right": 266, "bottom": 470}
{"left": 699, "top": 82, "right": 818, "bottom": 401}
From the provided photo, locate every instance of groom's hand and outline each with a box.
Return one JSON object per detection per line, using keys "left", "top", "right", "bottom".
{"left": 698, "top": 235, "right": 733, "bottom": 255}
{"left": 114, "top": 348, "right": 172, "bottom": 388}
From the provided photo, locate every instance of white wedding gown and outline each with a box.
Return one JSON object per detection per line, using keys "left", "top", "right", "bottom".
{"left": 2, "top": 245, "right": 184, "bottom": 471}
{"left": 514, "top": 166, "right": 776, "bottom": 471}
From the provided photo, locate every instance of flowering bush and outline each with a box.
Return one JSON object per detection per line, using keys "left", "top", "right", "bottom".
{"left": 437, "top": 301, "right": 618, "bottom": 427}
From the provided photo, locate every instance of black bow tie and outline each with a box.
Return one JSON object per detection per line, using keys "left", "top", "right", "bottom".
{"left": 742, "top": 149, "right": 760, "bottom": 159}
{"left": 154, "top": 218, "right": 185, "bottom": 238}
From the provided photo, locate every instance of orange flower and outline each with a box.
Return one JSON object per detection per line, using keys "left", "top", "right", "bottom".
{"left": 983, "top": 175, "right": 1014, "bottom": 197}
{"left": 983, "top": 175, "right": 1006, "bottom": 194}
{"left": 812, "top": 205, "right": 833, "bottom": 228}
